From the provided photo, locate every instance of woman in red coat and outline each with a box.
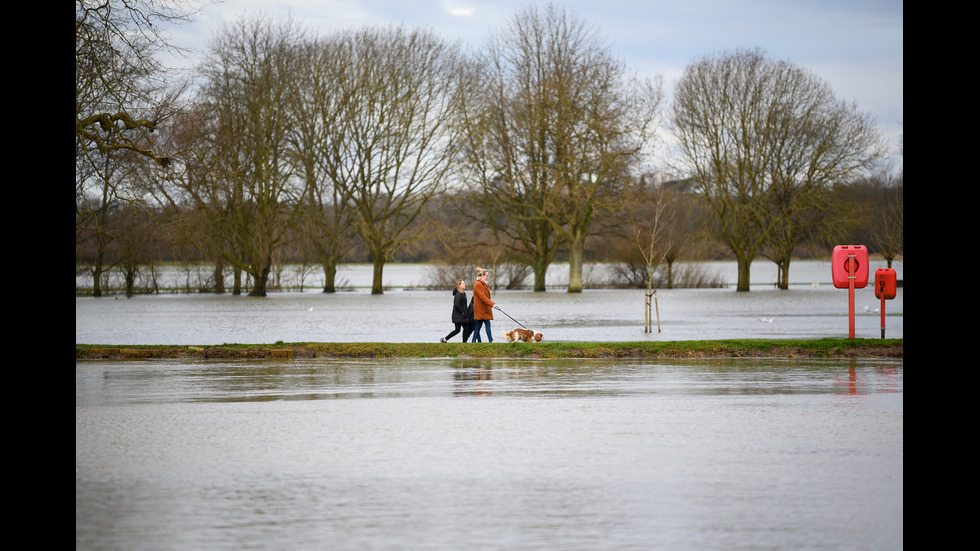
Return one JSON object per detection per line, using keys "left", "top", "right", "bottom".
{"left": 470, "top": 267, "right": 497, "bottom": 342}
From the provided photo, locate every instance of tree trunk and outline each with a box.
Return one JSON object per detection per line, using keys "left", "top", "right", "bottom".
{"left": 532, "top": 262, "right": 548, "bottom": 292}
{"left": 736, "top": 255, "right": 751, "bottom": 292}
{"left": 371, "top": 254, "right": 386, "bottom": 295}
{"left": 233, "top": 267, "right": 243, "bottom": 296}
{"left": 92, "top": 233, "right": 106, "bottom": 297}
{"left": 322, "top": 259, "right": 338, "bottom": 293}
{"left": 124, "top": 265, "right": 137, "bottom": 297}
{"left": 214, "top": 261, "right": 225, "bottom": 294}
{"left": 249, "top": 258, "right": 271, "bottom": 297}
{"left": 92, "top": 264, "right": 103, "bottom": 297}
{"left": 567, "top": 238, "right": 584, "bottom": 293}
{"left": 777, "top": 258, "right": 790, "bottom": 290}
{"left": 644, "top": 281, "right": 654, "bottom": 333}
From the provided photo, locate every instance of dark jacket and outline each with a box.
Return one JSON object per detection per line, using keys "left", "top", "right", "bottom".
{"left": 452, "top": 288, "right": 470, "bottom": 324}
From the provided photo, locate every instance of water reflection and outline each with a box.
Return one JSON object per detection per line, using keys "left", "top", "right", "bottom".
{"left": 831, "top": 359, "right": 902, "bottom": 396}
{"left": 453, "top": 363, "right": 494, "bottom": 396}
{"left": 77, "top": 356, "right": 904, "bottom": 403}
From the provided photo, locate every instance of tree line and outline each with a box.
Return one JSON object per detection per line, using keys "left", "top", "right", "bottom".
{"left": 76, "top": 1, "right": 903, "bottom": 297}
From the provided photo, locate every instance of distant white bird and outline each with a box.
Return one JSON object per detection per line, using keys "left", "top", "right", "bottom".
{"left": 759, "top": 317, "right": 773, "bottom": 323}
{"left": 307, "top": 306, "right": 314, "bottom": 311}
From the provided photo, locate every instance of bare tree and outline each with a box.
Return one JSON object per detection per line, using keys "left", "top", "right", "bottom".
{"left": 76, "top": 0, "right": 194, "bottom": 166}
{"left": 763, "top": 185, "right": 858, "bottom": 289}
{"left": 625, "top": 181, "right": 673, "bottom": 332}
{"left": 288, "top": 37, "right": 361, "bottom": 293}
{"left": 76, "top": 150, "right": 133, "bottom": 296}
{"left": 867, "top": 171, "right": 903, "bottom": 268}
{"left": 159, "top": 16, "right": 306, "bottom": 296}
{"left": 629, "top": 176, "right": 703, "bottom": 289}
{"left": 76, "top": 0, "right": 199, "bottom": 293}
{"left": 465, "top": 3, "right": 662, "bottom": 292}
{"left": 114, "top": 205, "right": 167, "bottom": 296}
{"left": 672, "top": 48, "right": 885, "bottom": 291}
{"left": 317, "top": 25, "right": 475, "bottom": 294}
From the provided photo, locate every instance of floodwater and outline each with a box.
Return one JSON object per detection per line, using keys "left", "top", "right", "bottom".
{"left": 75, "top": 261, "right": 903, "bottom": 344}
{"left": 76, "top": 261, "right": 903, "bottom": 549}
{"left": 76, "top": 356, "right": 903, "bottom": 550}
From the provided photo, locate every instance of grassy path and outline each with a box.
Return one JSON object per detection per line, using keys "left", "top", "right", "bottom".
{"left": 76, "top": 339, "right": 903, "bottom": 360}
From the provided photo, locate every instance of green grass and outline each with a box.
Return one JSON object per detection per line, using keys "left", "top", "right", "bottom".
{"left": 76, "top": 339, "right": 902, "bottom": 360}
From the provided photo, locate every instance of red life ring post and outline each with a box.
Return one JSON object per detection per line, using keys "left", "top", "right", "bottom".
{"left": 874, "top": 268, "right": 898, "bottom": 339}
{"left": 832, "top": 245, "right": 869, "bottom": 339}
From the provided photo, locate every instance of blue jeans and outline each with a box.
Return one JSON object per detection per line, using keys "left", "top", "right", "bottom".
{"left": 471, "top": 319, "right": 492, "bottom": 342}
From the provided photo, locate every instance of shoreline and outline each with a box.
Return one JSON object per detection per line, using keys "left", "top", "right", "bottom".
{"left": 76, "top": 339, "right": 903, "bottom": 361}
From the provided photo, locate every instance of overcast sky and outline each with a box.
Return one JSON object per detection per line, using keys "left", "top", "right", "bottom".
{"left": 164, "top": 0, "right": 903, "bottom": 171}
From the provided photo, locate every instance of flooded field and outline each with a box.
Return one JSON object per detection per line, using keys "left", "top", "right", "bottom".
{"left": 77, "top": 260, "right": 903, "bottom": 549}
{"left": 76, "top": 261, "right": 903, "bottom": 344}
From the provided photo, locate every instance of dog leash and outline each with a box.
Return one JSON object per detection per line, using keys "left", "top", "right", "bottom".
{"left": 494, "top": 306, "right": 527, "bottom": 329}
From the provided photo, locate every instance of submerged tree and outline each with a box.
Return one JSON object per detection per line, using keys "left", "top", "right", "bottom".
{"left": 158, "top": 16, "right": 306, "bottom": 297}
{"left": 317, "top": 25, "right": 475, "bottom": 294}
{"left": 672, "top": 48, "right": 885, "bottom": 291}
{"left": 464, "top": 3, "right": 662, "bottom": 292}
{"left": 76, "top": 149, "right": 138, "bottom": 296}
{"left": 76, "top": 0, "right": 197, "bottom": 293}
{"left": 288, "top": 37, "right": 360, "bottom": 293}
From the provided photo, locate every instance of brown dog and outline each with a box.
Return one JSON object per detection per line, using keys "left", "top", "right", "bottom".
{"left": 502, "top": 328, "right": 543, "bottom": 342}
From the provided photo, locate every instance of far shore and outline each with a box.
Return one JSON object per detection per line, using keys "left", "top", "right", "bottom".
{"left": 76, "top": 339, "right": 903, "bottom": 361}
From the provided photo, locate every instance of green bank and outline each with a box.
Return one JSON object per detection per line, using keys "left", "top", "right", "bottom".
{"left": 76, "top": 339, "right": 903, "bottom": 360}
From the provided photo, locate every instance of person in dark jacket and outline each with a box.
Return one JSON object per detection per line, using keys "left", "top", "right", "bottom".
{"left": 441, "top": 280, "right": 474, "bottom": 342}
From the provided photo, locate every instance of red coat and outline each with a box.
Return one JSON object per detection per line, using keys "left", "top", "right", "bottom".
{"left": 472, "top": 278, "right": 495, "bottom": 320}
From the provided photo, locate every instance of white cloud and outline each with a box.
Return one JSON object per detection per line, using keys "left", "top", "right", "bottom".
{"left": 442, "top": 1, "right": 476, "bottom": 17}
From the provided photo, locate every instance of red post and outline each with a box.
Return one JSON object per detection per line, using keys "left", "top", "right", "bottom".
{"left": 847, "top": 254, "right": 856, "bottom": 339}
{"left": 874, "top": 268, "right": 897, "bottom": 339}
{"left": 833, "top": 245, "right": 868, "bottom": 340}
{"left": 880, "top": 296, "right": 886, "bottom": 339}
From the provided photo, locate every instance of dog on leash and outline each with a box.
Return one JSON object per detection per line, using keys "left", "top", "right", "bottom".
{"left": 502, "top": 328, "right": 543, "bottom": 342}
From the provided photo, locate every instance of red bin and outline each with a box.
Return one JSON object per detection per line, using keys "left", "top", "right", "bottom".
{"left": 875, "top": 268, "right": 897, "bottom": 300}
{"left": 832, "top": 245, "right": 869, "bottom": 289}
